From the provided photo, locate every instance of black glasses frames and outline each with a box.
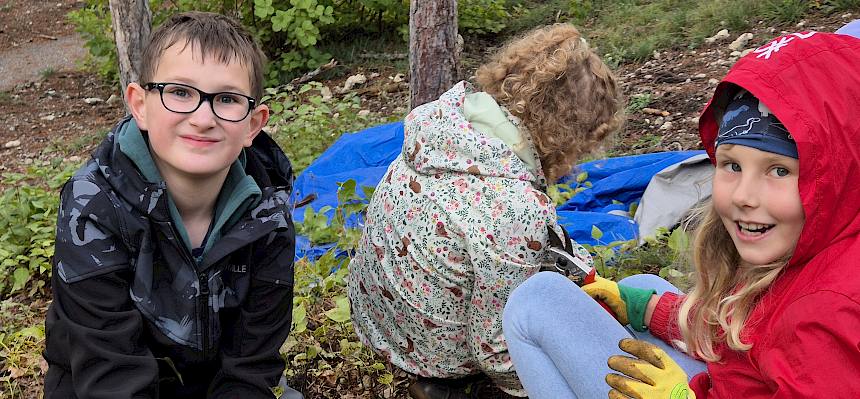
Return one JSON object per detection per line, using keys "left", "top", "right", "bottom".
{"left": 144, "top": 82, "right": 256, "bottom": 122}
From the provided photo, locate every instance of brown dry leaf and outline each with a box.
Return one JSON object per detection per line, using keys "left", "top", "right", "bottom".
{"left": 320, "top": 369, "right": 337, "bottom": 386}
{"left": 642, "top": 107, "right": 671, "bottom": 117}
{"left": 8, "top": 365, "right": 24, "bottom": 379}
{"left": 39, "top": 357, "right": 49, "bottom": 374}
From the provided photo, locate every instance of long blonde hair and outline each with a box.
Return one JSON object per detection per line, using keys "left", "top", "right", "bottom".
{"left": 677, "top": 202, "right": 790, "bottom": 361}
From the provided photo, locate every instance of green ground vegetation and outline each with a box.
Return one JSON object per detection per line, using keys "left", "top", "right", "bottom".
{"left": 264, "top": 81, "right": 397, "bottom": 173}
{"left": 0, "top": 300, "right": 47, "bottom": 397}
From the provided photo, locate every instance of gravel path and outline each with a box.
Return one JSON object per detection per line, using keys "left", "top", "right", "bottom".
{"left": 0, "top": 34, "right": 87, "bottom": 91}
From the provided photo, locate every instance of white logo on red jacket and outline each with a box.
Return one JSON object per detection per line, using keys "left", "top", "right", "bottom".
{"left": 754, "top": 32, "right": 817, "bottom": 59}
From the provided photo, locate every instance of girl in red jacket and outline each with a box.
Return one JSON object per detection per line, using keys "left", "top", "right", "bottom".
{"left": 503, "top": 29, "right": 860, "bottom": 398}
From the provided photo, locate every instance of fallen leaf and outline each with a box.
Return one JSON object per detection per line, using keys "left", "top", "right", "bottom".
{"left": 8, "top": 366, "right": 23, "bottom": 379}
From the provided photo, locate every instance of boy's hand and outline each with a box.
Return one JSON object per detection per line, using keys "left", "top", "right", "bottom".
{"left": 582, "top": 276, "right": 655, "bottom": 331}
{"left": 606, "top": 339, "right": 695, "bottom": 399}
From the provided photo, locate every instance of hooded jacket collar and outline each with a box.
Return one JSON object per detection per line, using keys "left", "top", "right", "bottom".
{"left": 698, "top": 32, "right": 860, "bottom": 267}
{"left": 114, "top": 118, "right": 261, "bottom": 255}
{"left": 403, "top": 81, "right": 547, "bottom": 189}
{"left": 463, "top": 91, "right": 540, "bottom": 172}
{"left": 92, "top": 117, "right": 293, "bottom": 262}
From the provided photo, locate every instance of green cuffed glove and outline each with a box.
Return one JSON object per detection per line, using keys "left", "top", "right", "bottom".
{"left": 606, "top": 338, "right": 695, "bottom": 399}
{"left": 581, "top": 276, "right": 655, "bottom": 331}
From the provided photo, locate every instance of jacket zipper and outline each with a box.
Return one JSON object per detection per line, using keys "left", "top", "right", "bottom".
{"left": 166, "top": 221, "right": 210, "bottom": 359}
{"left": 197, "top": 270, "right": 210, "bottom": 359}
{"left": 164, "top": 197, "right": 285, "bottom": 358}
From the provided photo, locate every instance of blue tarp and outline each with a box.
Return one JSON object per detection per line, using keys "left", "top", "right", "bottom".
{"left": 291, "top": 122, "right": 704, "bottom": 259}
{"left": 556, "top": 151, "right": 705, "bottom": 244}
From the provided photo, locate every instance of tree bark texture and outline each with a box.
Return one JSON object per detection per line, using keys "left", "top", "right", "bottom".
{"left": 409, "top": 0, "right": 458, "bottom": 110}
{"left": 109, "top": 0, "right": 152, "bottom": 112}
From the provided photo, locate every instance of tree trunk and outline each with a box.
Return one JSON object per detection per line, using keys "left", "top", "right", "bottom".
{"left": 109, "top": 0, "right": 152, "bottom": 112}
{"left": 409, "top": 0, "right": 459, "bottom": 110}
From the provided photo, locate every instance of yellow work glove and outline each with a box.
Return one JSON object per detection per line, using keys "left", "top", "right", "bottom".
{"left": 582, "top": 275, "right": 629, "bottom": 325}
{"left": 606, "top": 338, "right": 695, "bottom": 399}
{"left": 582, "top": 276, "right": 655, "bottom": 331}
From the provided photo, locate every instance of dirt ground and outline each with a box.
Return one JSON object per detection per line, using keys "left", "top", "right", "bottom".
{"left": 0, "top": 0, "right": 88, "bottom": 90}
{"left": 0, "top": 1, "right": 856, "bottom": 397}
{"left": 0, "top": 0, "right": 80, "bottom": 52}
{"left": 612, "top": 12, "right": 856, "bottom": 157}
{"left": 0, "top": 70, "right": 125, "bottom": 172}
{"left": 0, "top": 0, "right": 124, "bottom": 175}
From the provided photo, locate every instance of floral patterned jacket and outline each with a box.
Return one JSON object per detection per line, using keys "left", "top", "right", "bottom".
{"left": 348, "top": 82, "right": 590, "bottom": 396}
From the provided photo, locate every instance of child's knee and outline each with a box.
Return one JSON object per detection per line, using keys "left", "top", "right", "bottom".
{"left": 511, "top": 272, "right": 571, "bottom": 304}
{"left": 504, "top": 272, "right": 578, "bottom": 325}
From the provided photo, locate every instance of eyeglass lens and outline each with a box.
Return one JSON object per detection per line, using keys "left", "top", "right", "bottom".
{"left": 160, "top": 83, "right": 250, "bottom": 121}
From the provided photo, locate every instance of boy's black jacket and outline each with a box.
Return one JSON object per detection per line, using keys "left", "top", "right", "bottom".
{"left": 43, "top": 117, "right": 296, "bottom": 398}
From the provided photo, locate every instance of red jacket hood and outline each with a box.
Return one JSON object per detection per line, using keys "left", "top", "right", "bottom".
{"left": 699, "top": 32, "right": 860, "bottom": 267}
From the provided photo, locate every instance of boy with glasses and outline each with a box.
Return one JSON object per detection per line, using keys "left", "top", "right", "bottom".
{"left": 43, "top": 12, "right": 297, "bottom": 398}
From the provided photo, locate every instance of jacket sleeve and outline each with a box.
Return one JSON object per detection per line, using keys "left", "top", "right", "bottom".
{"left": 756, "top": 291, "right": 860, "bottom": 398}
{"left": 209, "top": 229, "right": 296, "bottom": 398}
{"left": 45, "top": 178, "right": 159, "bottom": 398}
{"left": 463, "top": 198, "right": 561, "bottom": 396}
{"left": 648, "top": 292, "right": 713, "bottom": 397}
{"left": 648, "top": 291, "right": 685, "bottom": 345}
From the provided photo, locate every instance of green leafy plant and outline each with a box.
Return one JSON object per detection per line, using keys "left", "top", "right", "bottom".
{"left": 626, "top": 93, "right": 652, "bottom": 113}
{"left": 545, "top": 171, "right": 684, "bottom": 282}
{"left": 284, "top": 254, "right": 399, "bottom": 394}
{"left": 284, "top": 179, "right": 400, "bottom": 396}
{"left": 0, "top": 301, "right": 47, "bottom": 397}
{"left": 297, "top": 206, "right": 340, "bottom": 245}
{"left": 568, "top": 0, "right": 596, "bottom": 22}
{"left": 547, "top": 171, "right": 592, "bottom": 206}
{"left": 320, "top": 0, "right": 410, "bottom": 41}
{"left": 0, "top": 161, "right": 78, "bottom": 298}
{"left": 295, "top": 179, "right": 374, "bottom": 249}
{"left": 263, "top": 82, "right": 393, "bottom": 173}
{"left": 610, "top": 226, "right": 695, "bottom": 290}
{"left": 581, "top": 225, "right": 638, "bottom": 278}
{"left": 459, "top": 0, "right": 509, "bottom": 34}
{"left": 578, "top": 221, "right": 694, "bottom": 290}
{"left": 67, "top": 0, "right": 524, "bottom": 83}
{"left": 67, "top": 0, "right": 118, "bottom": 81}
{"left": 255, "top": 0, "right": 336, "bottom": 76}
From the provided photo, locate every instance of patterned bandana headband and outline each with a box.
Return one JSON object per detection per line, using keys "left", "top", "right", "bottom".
{"left": 715, "top": 90, "right": 798, "bottom": 159}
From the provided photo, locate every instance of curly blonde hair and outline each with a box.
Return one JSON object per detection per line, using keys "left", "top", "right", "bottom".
{"left": 677, "top": 202, "right": 791, "bottom": 361}
{"left": 475, "top": 23, "right": 624, "bottom": 182}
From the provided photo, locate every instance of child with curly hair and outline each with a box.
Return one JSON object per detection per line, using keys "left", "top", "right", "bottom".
{"left": 347, "top": 23, "right": 623, "bottom": 398}
{"left": 502, "top": 29, "right": 860, "bottom": 398}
